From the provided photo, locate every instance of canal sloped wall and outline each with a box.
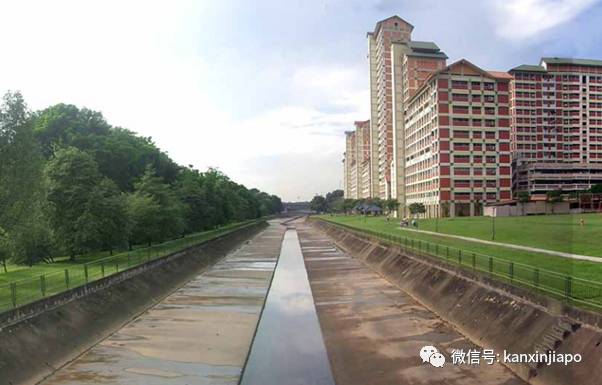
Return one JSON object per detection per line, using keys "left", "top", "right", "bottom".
{"left": 311, "top": 219, "right": 602, "bottom": 385}
{"left": 0, "top": 222, "right": 267, "bottom": 385}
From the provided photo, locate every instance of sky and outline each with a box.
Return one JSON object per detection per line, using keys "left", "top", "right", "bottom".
{"left": 1, "top": 0, "right": 602, "bottom": 201}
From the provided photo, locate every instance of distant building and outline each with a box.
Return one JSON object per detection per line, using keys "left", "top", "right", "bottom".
{"left": 509, "top": 58, "right": 602, "bottom": 195}
{"left": 343, "top": 121, "right": 372, "bottom": 199}
{"left": 354, "top": 120, "right": 372, "bottom": 198}
{"left": 403, "top": 59, "right": 512, "bottom": 217}
{"left": 343, "top": 130, "right": 357, "bottom": 198}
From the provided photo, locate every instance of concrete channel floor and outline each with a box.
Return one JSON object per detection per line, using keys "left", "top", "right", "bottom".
{"left": 296, "top": 221, "right": 527, "bottom": 385}
{"left": 38, "top": 221, "right": 286, "bottom": 385}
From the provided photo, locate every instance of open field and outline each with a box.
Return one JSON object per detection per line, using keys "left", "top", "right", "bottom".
{"left": 0, "top": 220, "right": 258, "bottom": 312}
{"left": 414, "top": 213, "right": 602, "bottom": 257}
{"left": 319, "top": 215, "right": 602, "bottom": 282}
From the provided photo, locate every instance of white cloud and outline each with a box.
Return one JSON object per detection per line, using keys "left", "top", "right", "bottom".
{"left": 493, "top": 0, "right": 598, "bottom": 39}
{"left": 0, "top": 0, "right": 366, "bottom": 202}
{"left": 7, "top": 1, "right": 595, "bottom": 201}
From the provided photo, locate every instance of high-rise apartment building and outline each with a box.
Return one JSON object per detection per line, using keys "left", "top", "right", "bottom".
{"left": 509, "top": 58, "right": 602, "bottom": 194}
{"left": 368, "top": 16, "right": 413, "bottom": 199}
{"left": 343, "top": 121, "right": 372, "bottom": 199}
{"left": 367, "top": 16, "right": 447, "bottom": 206}
{"left": 403, "top": 60, "right": 512, "bottom": 217}
{"left": 343, "top": 130, "right": 357, "bottom": 199}
{"left": 354, "top": 120, "right": 372, "bottom": 198}
{"left": 348, "top": 16, "right": 602, "bottom": 217}
{"left": 391, "top": 40, "right": 447, "bottom": 214}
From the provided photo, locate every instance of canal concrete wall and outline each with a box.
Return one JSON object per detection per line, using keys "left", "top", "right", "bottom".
{"left": 0, "top": 222, "right": 267, "bottom": 385}
{"left": 311, "top": 219, "right": 602, "bottom": 385}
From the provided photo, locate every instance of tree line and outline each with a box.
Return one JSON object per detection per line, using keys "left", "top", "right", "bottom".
{"left": 309, "top": 190, "right": 400, "bottom": 214}
{"left": 0, "top": 92, "right": 282, "bottom": 268}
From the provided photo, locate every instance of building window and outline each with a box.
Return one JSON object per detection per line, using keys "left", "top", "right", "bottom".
{"left": 453, "top": 105, "right": 469, "bottom": 114}
{"left": 454, "top": 167, "right": 470, "bottom": 175}
{"left": 452, "top": 80, "right": 468, "bottom": 89}
{"left": 452, "top": 93, "right": 469, "bottom": 102}
{"left": 452, "top": 118, "right": 470, "bottom": 126}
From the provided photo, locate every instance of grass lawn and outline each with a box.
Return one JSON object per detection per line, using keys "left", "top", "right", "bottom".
{"left": 0, "top": 220, "right": 257, "bottom": 312}
{"left": 318, "top": 214, "right": 602, "bottom": 283}
{"left": 414, "top": 213, "right": 602, "bottom": 257}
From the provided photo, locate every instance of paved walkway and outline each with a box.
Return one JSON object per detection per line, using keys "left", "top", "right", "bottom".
{"left": 39, "top": 221, "right": 286, "bottom": 385}
{"left": 401, "top": 227, "right": 602, "bottom": 263}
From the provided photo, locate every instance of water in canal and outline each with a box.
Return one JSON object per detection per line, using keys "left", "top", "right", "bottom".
{"left": 240, "top": 229, "right": 335, "bottom": 385}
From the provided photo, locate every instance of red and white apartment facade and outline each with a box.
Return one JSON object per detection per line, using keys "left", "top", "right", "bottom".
{"left": 343, "top": 121, "right": 371, "bottom": 199}
{"left": 343, "top": 16, "right": 602, "bottom": 217}
{"left": 509, "top": 58, "right": 602, "bottom": 195}
{"left": 403, "top": 60, "right": 512, "bottom": 217}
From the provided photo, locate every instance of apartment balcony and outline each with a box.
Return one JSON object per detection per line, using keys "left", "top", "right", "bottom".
{"left": 527, "top": 183, "right": 593, "bottom": 192}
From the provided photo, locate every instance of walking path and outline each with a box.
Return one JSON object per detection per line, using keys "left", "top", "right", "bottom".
{"left": 400, "top": 227, "right": 602, "bottom": 262}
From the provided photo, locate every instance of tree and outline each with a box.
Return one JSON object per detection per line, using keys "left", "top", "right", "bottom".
{"left": 310, "top": 195, "right": 328, "bottom": 213}
{"left": 546, "top": 190, "right": 563, "bottom": 214}
{"left": 46, "top": 147, "right": 109, "bottom": 259}
{"left": 132, "top": 167, "right": 185, "bottom": 243}
{"left": 88, "top": 179, "right": 131, "bottom": 254}
{"left": 591, "top": 184, "right": 602, "bottom": 194}
{"left": 325, "top": 190, "right": 344, "bottom": 205}
{"left": 409, "top": 203, "right": 426, "bottom": 216}
{"left": 370, "top": 197, "right": 384, "bottom": 209}
{"left": 0, "top": 92, "right": 44, "bottom": 234}
{"left": 385, "top": 199, "right": 399, "bottom": 214}
{"left": 127, "top": 192, "right": 162, "bottom": 248}
{"left": 33, "top": 103, "right": 110, "bottom": 157}
{"left": 546, "top": 190, "right": 563, "bottom": 203}
{"left": 34, "top": 105, "right": 180, "bottom": 190}
{"left": 330, "top": 198, "right": 346, "bottom": 213}
{"left": 0, "top": 92, "right": 284, "bottom": 268}
{"left": 0, "top": 227, "right": 13, "bottom": 273}
{"left": 10, "top": 212, "right": 55, "bottom": 266}
{"left": 342, "top": 199, "right": 357, "bottom": 214}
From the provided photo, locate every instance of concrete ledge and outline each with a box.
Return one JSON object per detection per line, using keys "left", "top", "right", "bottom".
{"left": 0, "top": 222, "right": 266, "bottom": 385}
{"left": 311, "top": 219, "right": 602, "bottom": 385}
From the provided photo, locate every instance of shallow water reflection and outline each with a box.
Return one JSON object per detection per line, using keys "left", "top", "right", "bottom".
{"left": 240, "top": 229, "right": 335, "bottom": 385}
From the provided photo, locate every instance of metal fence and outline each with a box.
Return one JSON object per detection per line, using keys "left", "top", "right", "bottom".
{"left": 320, "top": 218, "right": 602, "bottom": 311}
{"left": 0, "top": 220, "right": 260, "bottom": 313}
